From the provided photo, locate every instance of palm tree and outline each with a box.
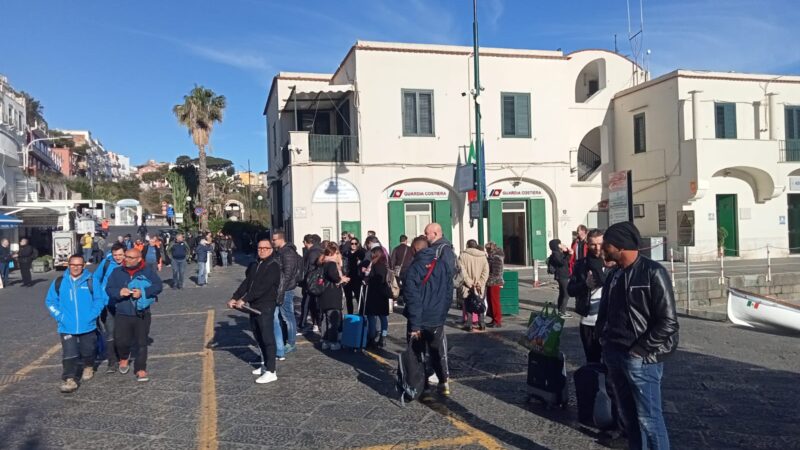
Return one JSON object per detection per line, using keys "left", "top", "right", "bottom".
{"left": 21, "top": 92, "right": 44, "bottom": 128}
{"left": 172, "top": 85, "right": 226, "bottom": 231}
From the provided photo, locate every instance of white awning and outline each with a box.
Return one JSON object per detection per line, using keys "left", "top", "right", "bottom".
{"left": 282, "top": 85, "right": 354, "bottom": 111}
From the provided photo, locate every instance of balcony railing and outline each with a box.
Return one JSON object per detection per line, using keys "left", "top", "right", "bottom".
{"left": 779, "top": 139, "right": 800, "bottom": 162}
{"left": 577, "top": 144, "right": 601, "bottom": 181}
{"left": 309, "top": 134, "right": 358, "bottom": 163}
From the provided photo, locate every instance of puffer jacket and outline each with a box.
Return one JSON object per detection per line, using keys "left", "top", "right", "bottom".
{"left": 457, "top": 248, "right": 489, "bottom": 299}
{"left": 93, "top": 253, "right": 120, "bottom": 307}
{"left": 277, "top": 244, "right": 301, "bottom": 292}
{"left": 45, "top": 271, "right": 104, "bottom": 335}
{"left": 105, "top": 262, "right": 164, "bottom": 316}
{"left": 596, "top": 255, "right": 679, "bottom": 363}
{"left": 403, "top": 242, "right": 456, "bottom": 331}
{"left": 487, "top": 248, "right": 505, "bottom": 286}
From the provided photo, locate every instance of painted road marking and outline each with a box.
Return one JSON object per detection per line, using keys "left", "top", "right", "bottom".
{"left": 0, "top": 343, "right": 60, "bottom": 393}
{"left": 198, "top": 309, "right": 218, "bottom": 450}
{"left": 26, "top": 350, "right": 207, "bottom": 371}
{"left": 362, "top": 350, "right": 503, "bottom": 450}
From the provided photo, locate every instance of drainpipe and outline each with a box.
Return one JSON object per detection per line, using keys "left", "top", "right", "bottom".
{"left": 689, "top": 90, "right": 702, "bottom": 140}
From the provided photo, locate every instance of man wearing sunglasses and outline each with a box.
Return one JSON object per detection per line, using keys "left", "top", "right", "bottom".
{"left": 228, "top": 239, "right": 282, "bottom": 384}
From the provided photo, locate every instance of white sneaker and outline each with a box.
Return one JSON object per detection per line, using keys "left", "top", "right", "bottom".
{"left": 277, "top": 356, "right": 286, "bottom": 361}
{"left": 428, "top": 373, "right": 439, "bottom": 384}
{"left": 330, "top": 343, "right": 341, "bottom": 351}
{"left": 255, "top": 371, "right": 277, "bottom": 384}
{"left": 321, "top": 341, "right": 331, "bottom": 350}
{"left": 312, "top": 325, "right": 320, "bottom": 333}
{"left": 252, "top": 366, "right": 264, "bottom": 375}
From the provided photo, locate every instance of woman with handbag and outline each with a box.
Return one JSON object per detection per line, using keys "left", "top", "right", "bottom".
{"left": 458, "top": 240, "right": 489, "bottom": 332}
{"left": 485, "top": 242, "right": 505, "bottom": 328}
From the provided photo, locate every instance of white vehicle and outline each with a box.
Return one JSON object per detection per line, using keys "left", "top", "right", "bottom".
{"left": 52, "top": 231, "right": 77, "bottom": 269}
{"left": 76, "top": 218, "right": 96, "bottom": 235}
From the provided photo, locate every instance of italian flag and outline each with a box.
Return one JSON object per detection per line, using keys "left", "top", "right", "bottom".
{"left": 746, "top": 300, "right": 761, "bottom": 310}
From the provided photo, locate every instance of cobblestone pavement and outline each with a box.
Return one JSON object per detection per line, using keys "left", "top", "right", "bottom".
{"left": 0, "top": 254, "right": 798, "bottom": 449}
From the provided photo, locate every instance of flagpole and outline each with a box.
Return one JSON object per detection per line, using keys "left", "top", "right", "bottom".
{"left": 473, "top": 0, "right": 485, "bottom": 246}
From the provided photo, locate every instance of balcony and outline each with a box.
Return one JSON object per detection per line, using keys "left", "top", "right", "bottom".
{"left": 779, "top": 139, "right": 800, "bottom": 162}
{"left": 287, "top": 131, "right": 359, "bottom": 165}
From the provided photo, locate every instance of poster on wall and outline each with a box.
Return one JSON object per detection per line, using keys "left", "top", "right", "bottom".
{"left": 312, "top": 178, "right": 360, "bottom": 203}
{"left": 608, "top": 170, "right": 633, "bottom": 225}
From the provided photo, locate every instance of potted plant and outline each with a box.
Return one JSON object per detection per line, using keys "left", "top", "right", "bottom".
{"left": 32, "top": 255, "right": 53, "bottom": 273}
{"left": 717, "top": 227, "right": 729, "bottom": 258}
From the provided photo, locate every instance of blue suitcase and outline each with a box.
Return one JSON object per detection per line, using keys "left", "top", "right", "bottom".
{"left": 341, "top": 285, "right": 368, "bottom": 350}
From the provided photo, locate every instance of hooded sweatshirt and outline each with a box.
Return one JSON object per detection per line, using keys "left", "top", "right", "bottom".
{"left": 548, "top": 239, "right": 571, "bottom": 280}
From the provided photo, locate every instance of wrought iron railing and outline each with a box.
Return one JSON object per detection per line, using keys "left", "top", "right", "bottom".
{"left": 309, "top": 134, "right": 358, "bottom": 163}
{"left": 779, "top": 139, "right": 800, "bottom": 162}
{"left": 577, "top": 144, "right": 601, "bottom": 181}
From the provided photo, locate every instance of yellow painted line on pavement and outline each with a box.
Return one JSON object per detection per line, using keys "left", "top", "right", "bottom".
{"left": 361, "top": 350, "right": 502, "bottom": 450}
{"left": 152, "top": 311, "right": 210, "bottom": 318}
{"left": 198, "top": 309, "right": 218, "bottom": 450}
{"left": 25, "top": 350, "right": 207, "bottom": 371}
{"left": 0, "top": 343, "right": 60, "bottom": 393}
{"left": 356, "top": 434, "right": 480, "bottom": 449}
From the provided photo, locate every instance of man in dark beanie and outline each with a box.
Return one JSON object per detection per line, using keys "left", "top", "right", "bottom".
{"left": 596, "top": 221, "right": 679, "bottom": 450}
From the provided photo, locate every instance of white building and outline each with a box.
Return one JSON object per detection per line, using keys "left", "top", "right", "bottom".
{"left": 265, "top": 41, "right": 646, "bottom": 264}
{"left": 612, "top": 70, "right": 800, "bottom": 261}
{"left": 0, "top": 75, "right": 26, "bottom": 241}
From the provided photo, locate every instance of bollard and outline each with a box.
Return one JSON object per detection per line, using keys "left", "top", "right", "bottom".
{"left": 670, "top": 248, "right": 675, "bottom": 287}
{"left": 719, "top": 247, "right": 725, "bottom": 285}
{"left": 685, "top": 247, "right": 691, "bottom": 315}
{"left": 767, "top": 245, "right": 772, "bottom": 283}
{"left": 533, "top": 259, "right": 540, "bottom": 287}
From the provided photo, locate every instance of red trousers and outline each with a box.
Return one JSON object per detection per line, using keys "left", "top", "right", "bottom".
{"left": 487, "top": 285, "right": 502, "bottom": 325}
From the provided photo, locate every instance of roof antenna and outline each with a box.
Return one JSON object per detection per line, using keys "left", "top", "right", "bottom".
{"left": 627, "top": 0, "right": 647, "bottom": 84}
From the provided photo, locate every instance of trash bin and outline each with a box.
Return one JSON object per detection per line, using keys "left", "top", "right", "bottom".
{"left": 500, "top": 270, "right": 520, "bottom": 315}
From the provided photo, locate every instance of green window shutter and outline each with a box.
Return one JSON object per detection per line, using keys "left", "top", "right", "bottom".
{"left": 527, "top": 199, "right": 547, "bottom": 261}
{"left": 634, "top": 114, "right": 646, "bottom": 153}
{"left": 402, "top": 92, "right": 417, "bottom": 135}
{"left": 488, "top": 200, "right": 503, "bottom": 245}
{"left": 388, "top": 202, "right": 405, "bottom": 247}
{"left": 418, "top": 92, "right": 433, "bottom": 135}
{"left": 433, "top": 200, "right": 452, "bottom": 242}
{"left": 502, "top": 95, "right": 515, "bottom": 136}
{"left": 724, "top": 103, "right": 737, "bottom": 138}
{"left": 715, "top": 103, "right": 725, "bottom": 138}
{"left": 515, "top": 94, "right": 530, "bottom": 137}
{"left": 786, "top": 107, "right": 796, "bottom": 140}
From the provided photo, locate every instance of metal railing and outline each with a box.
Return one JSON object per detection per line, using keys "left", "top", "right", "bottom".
{"left": 577, "top": 144, "right": 601, "bottom": 181}
{"left": 309, "top": 134, "right": 358, "bottom": 163}
{"left": 778, "top": 139, "right": 800, "bottom": 162}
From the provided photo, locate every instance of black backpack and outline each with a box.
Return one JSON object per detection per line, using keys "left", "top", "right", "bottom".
{"left": 546, "top": 255, "right": 556, "bottom": 275}
{"left": 396, "top": 338, "right": 427, "bottom": 405}
{"left": 305, "top": 266, "right": 326, "bottom": 296}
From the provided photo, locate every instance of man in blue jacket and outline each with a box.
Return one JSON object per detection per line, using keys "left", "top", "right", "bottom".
{"left": 403, "top": 223, "right": 456, "bottom": 397}
{"left": 93, "top": 243, "right": 126, "bottom": 373}
{"left": 45, "top": 254, "right": 105, "bottom": 393}
{"left": 105, "top": 248, "right": 163, "bottom": 382}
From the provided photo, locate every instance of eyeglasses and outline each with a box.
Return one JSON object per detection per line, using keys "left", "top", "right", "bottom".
{"left": 350, "top": 243, "right": 358, "bottom": 246}
{"left": 258, "top": 246, "right": 273, "bottom": 250}
{"left": 68, "top": 264, "right": 84, "bottom": 267}
{"left": 124, "top": 256, "right": 139, "bottom": 259}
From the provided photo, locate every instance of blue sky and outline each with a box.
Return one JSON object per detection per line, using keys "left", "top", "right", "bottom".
{"left": 2, "top": 0, "right": 798, "bottom": 171}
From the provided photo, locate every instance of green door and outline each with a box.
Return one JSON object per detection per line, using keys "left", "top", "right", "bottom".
{"left": 716, "top": 194, "right": 739, "bottom": 256}
{"left": 340, "top": 221, "right": 361, "bottom": 242}
{"left": 527, "top": 198, "right": 547, "bottom": 261}
{"left": 388, "top": 202, "right": 405, "bottom": 247}
{"left": 788, "top": 195, "right": 800, "bottom": 254}
{"left": 488, "top": 199, "right": 503, "bottom": 244}
{"left": 433, "top": 200, "right": 453, "bottom": 242}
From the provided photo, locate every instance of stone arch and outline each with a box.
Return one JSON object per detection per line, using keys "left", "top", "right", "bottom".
{"left": 575, "top": 58, "right": 607, "bottom": 103}
{"left": 711, "top": 166, "right": 782, "bottom": 203}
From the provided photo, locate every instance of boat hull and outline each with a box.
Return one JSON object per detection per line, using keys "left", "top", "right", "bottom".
{"left": 727, "top": 288, "right": 800, "bottom": 334}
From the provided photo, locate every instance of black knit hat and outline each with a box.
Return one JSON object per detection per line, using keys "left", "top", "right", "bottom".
{"left": 604, "top": 222, "right": 641, "bottom": 251}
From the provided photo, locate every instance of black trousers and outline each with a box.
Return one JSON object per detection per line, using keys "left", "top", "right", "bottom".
{"left": 299, "top": 292, "right": 321, "bottom": 329}
{"left": 251, "top": 306, "right": 277, "bottom": 372}
{"left": 579, "top": 323, "right": 602, "bottom": 364}
{"left": 60, "top": 331, "right": 97, "bottom": 380}
{"left": 100, "top": 308, "right": 118, "bottom": 365}
{"left": 323, "top": 309, "right": 342, "bottom": 343}
{"left": 556, "top": 278, "right": 570, "bottom": 313}
{"left": 115, "top": 312, "right": 151, "bottom": 372}
{"left": 19, "top": 262, "right": 32, "bottom": 286}
{"left": 343, "top": 282, "right": 360, "bottom": 315}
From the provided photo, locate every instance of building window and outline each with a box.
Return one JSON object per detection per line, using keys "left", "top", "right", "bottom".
{"left": 715, "top": 102, "right": 737, "bottom": 139}
{"left": 658, "top": 204, "right": 667, "bottom": 232}
{"left": 634, "top": 113, "right": 646, "bottom": 153}
{"left": 404, "top": 202, "right": 432, "bottom": 237}
{"left": 401, "top": 89, "right": 434, "bottom": 136}
{"left": 501, "top": 93, "right": 531, "bottom": 138}
{"left": 786, "top": 106, "right": 800, "bottom": 140}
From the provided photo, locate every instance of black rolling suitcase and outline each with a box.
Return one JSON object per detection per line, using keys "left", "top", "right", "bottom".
{"left": 526, "top": 350, "right": 568, "bottom": 409}
{"left": 573, "top": 362, "right": 616, "bottom": 429}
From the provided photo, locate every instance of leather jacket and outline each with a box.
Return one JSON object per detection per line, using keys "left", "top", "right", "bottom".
{"left": 596, "top": 255, "right": 679, "bottom": 363}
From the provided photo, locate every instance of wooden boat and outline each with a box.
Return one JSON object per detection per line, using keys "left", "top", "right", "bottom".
{"left": 727, "top": 288, "right": 800, "bottom": 334}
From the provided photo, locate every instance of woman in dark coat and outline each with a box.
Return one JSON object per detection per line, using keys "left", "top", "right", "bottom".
{"left": 16, "top": 238, "right": 38, "bottom": 287}
{"left": 343, "top": 238, "right": 366, "bottom": 315}
{"left": 364, "top": 247, "right": 391, "bottom": 348}
{"left": 318, "top": 242, "right": 349, "bottom": 350}
{"left": 548, "top": 239, "right": 572, "bottom": 317}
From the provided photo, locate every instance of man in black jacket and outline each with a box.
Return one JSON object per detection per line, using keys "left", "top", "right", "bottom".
{"left": 596, "top": 221, "right": 679, "bottom": 450}
{"left": 228, "top": 239, "right": 282, "bottom": 384}
{"left": 272, "top": 231, "right": 300, "bottom": 355}
{"left": 298, "top": 234, "right": 322, "bottom": 333}
{"left": 567, "top": 228, "right": 610, "bottom": 363}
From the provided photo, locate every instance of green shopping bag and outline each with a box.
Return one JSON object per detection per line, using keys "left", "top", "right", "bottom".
{"left": 521, "top": 302, "right": 564, "bottom": 357}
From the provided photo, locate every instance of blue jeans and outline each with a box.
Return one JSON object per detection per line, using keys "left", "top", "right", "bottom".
{"left": 1, "top": 262, "right": 9, "bottom": 286}
{"left": 273, "top": 308, "right": 285, "bottom": 358}
{"left": 220, "top": 251, "right": 228, "bottom": 267}
{"left": 172, "top": 259, "right": 187, "bottom": 288}
{"left": 197, "top": 260, "right": 208, "bottom": 285}
{"left": 280, "top": 291, "right": 296, "bottom": 346}
{"left": 367, "top": 315, "right": 389, "bottom": 341}
{"left": 83, "top": 248, "right": 93, "bottom": 263}
{"left": 604, "top": 348, "right": 670, "bottom": 450}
